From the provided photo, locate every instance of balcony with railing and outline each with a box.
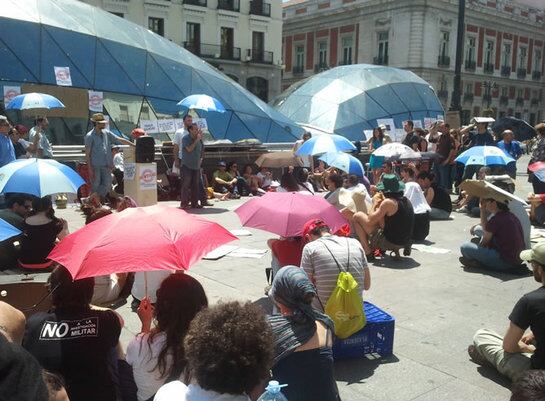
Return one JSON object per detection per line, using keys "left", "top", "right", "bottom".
{"left": 517, "top": 68, "right": 527, "bottom": 78}
{"left": 292, "top": 65, "right": 304, "bottom": 75}
{"left": 183, "top": 0, "right": 207, "bottom": 6}
{"left": 463, "top": 93, "right": 474, "bottom": 103}
{"left": 437, "top": 55, "right": 450, "bottom": 67}
{"left": 500, "top": 66, "right": 511, "bottom": 77}
{"left": 249, "top": 1, "right": 271, "bottom": 17}
{"left": 465, "top": 59, "right": 476, "bottom": 71}
{"left": 533, "top": 71, "right": 542, "bottom": 81}
{"left": 515, "top": 97, "right": 524, "bottom": 107}
{"left": 183, "top": 42, "right": 241, "bottom": 61}
{"left": 314, "top": 63, "right": 329, "bottom": 72}
{"left": 499, "top": 95, "right": 509, "bottom": 106}
{"left": 373, "top": 56, "right": 388, "bottom": 65}
{"left": 217, "top": 0, "right": 239, "bottom": 11}
{"left": 249, "top": 50, "right": 273, "bottom": 64}
{"left": 483, "top": 63, "right": 494, "bottom": 74}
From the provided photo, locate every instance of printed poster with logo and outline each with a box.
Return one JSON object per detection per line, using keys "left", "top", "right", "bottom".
{"left": 139, "top": 164, "right": 157, "bottom": 191}
{"left": 54, "top": 66, "right": 72, "bottom": 86}
{"left": 3, "top": 85, "right": 21, "bottom": 105}
{"left": 88, "top": 91, "right": 104, "bottom": 112}
{"left": 125, "top": 163, "right": 136, "bottom": 181}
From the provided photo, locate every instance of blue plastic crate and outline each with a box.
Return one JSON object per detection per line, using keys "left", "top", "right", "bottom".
{"left": 332, "top": 301, "right": 395, "bottom": 360}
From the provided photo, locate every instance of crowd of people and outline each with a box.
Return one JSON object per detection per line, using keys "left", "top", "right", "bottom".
{"left": 3, "top": 111, "right": 545, "bottom": 401}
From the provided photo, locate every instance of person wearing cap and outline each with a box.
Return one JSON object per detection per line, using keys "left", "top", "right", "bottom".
{"left": 28, "top": 117, "right": 54, "bottom": 159}
{"left": 212, "top": 161, "right": 240, "bottom": 198}
{"left": 497, "top": 130, "right": 523, "bottom": 179}
{"left": 300, "top": 219, "right": 370, "bottom": 312}
{"left": 460, "top": 118, "right": 496, "bottom": 181}
{"left": 84, "top": 113, "right": 134, "bottom": 199}
{"left": 352, "top": 174, "right": 414, "bottom": 259}
{"left": 459, "top": 195, "right": 525, "bottom": 272}
{"left": 469, "top": 242, "right": 545, "bottom": 382}
{"left": 0, "top": 115, "right": 15, "bottom": 168}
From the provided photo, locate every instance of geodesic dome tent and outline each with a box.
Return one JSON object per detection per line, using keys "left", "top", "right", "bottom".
{"left": 0, "top": 0, "right": 303, "bottom": 144}
{"left": 273, "top": 64, "right": 445, "bottom": 141}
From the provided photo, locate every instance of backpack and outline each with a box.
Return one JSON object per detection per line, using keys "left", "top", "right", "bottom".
{"left": 320, "top": 238, "right": 366, "bottom": 339}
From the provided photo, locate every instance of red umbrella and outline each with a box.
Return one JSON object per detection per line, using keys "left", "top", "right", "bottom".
{"left": 48, "top": 205, "right": 237, "bottom": 280}
{"left": 234, "top": 192, "right": 348, "bottom": 237}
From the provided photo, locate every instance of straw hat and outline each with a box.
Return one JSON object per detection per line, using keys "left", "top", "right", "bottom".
{"left": 90, "top": 113, "right": 107, "bottom": 124}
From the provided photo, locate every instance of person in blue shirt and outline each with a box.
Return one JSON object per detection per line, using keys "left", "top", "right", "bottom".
{"left": 497, "top": 130, "right": 523, "bottom": 178}
{"left": 0, "top": 115, "right": 16, "bottom": 168}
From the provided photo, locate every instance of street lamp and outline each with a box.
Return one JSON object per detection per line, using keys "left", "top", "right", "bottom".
{"left": 482, "top": 80, "right": 497, "bottom": 110}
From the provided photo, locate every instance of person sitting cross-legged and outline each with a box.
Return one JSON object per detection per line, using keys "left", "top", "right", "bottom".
{"left": 469, "top": 242, "right": 545, "bottom": 382}
{"left": 417, "top": 171, "right": 452, "bottom": 220}
{"left": 351, "top": 174, "right": 415, "bottom": 260}
{"left": 212, "top": 161, "right": 240, "bottom": 199}
{"left": 460, "top": 196, "right": 526, "bottom": 273}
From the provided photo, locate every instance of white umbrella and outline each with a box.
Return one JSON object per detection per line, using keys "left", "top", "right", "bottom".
{"left": 372, "top": 143, "right": 421, "bottom": 159}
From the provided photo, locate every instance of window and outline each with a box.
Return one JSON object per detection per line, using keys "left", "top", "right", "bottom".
{"left": 252, "top": 31, "right": 265, "bottom": 57}
{"left": 484, "top": 40, "right": 494, "bottom": 65}
{"left": 295, "top": 45, "right": 305, "bottom": 68}
{"left": 148, "top": 17, "right": 164, "bottom": 37}
{"left": 534, "top": 49, "right": 542, "bottom": 72}
{"left": 186, "top": 22, "right": 201, "bottom": 53}
{"left": 519, "top": 47, "right": 527, "bottom": 68}
{"left": 220, "top": 27, "right": 234, "bottom": 58}
{"left": 377, "top": 31, "right": 389, "bottom": 62}
{"left": 502, "top": 43, "right": 511, "bottom": 67}
{"left": 439, "top": 31, "right": 449, "bottom": 58}
{"left": 341, "top": 37, "right": 353, "bottom": 64}
{"left": 140, "top": 106, "right": 150, "bottom": 120}
{"left": 465, "top": 83, "right": 473, "bottom": 94}
{"left": 109, "top": 12, "right": 124, "bottom": 18}
{"left": 318, "top": 41, "right": 328, "bottom": 65}
{"left": 466, "top": 36, "right": 476, "bottom": 62}
{"left": 119, "top": 105, "right": 129, "bottom": 121}
{"left": 501, "top": 86, "right": 508, "bottom": 97}
{"left": 517, "top": 89, "right": 523, "bottom": 99}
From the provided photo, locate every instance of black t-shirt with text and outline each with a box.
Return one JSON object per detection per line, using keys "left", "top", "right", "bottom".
{"left": 23, "top": 308, "right": 121, "bottom": 401}
{"left": 509, "top": 286, "right": 545, "bottom": 369}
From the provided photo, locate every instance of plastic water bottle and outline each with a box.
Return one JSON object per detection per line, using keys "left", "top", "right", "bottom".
{"left": 257, "top": 380, "right": 289, "bottom": 401}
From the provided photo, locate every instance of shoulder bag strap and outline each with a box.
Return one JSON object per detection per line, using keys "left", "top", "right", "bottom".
{"left": 321, "top": 238, "right": 344, "bottom": 273}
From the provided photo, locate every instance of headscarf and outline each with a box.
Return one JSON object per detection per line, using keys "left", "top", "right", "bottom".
{"left": 267, "top": 266, "right": 334, "bottom": 364}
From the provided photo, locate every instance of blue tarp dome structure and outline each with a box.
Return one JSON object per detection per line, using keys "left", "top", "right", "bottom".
{"left": 273, "top": 64, "right": 445, "bottom": 141}
{"left": 0, "top": 0, "right": 303, "bottom": 143}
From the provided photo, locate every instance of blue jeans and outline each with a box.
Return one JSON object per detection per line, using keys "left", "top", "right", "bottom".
{"left": 91, "top": 166, "right": 112, "bottom": 197}
{"left": 460, "top": 242, "right": 519, "bottom": 271}
{"left": 436, "top": 163, "right": 451, "bottom": 190}
{"left": 462, "top": 164, "right": 481, "bottom": 181}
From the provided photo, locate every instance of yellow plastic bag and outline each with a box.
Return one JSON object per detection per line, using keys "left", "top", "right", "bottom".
{"left": 325, "top": 271, "right": 366, "bottom": 339}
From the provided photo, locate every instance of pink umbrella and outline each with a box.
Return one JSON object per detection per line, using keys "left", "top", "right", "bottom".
{"left": 48, "top": 205, "right": 237, "bottom": 280}
{"left": 234, "top": 192, "right": 348, "bottom": 237}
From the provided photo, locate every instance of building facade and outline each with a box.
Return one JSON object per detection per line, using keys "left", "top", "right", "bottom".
{"left": 81, "top": 0, "right": 283, "bottom": 102}
{"left": 282, "top": 0, "right": 545, "bottom": 125}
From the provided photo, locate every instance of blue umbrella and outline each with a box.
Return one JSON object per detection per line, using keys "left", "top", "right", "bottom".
{"left": 455, "top": 146, "right": 515, "bottom": 166}
{"left": 0, "top": 218, "right": 21, "bottom": 242}
{"left": 0, "top": 159, "right": 85, "bottom": 197}
{"left": 6, "top": 92, "right": 65, "bottom": 110}
{"left": 295, "top": 134, "right": 356, "bottom": 156}
{"left": 319, "top": 152, "right": 365, "bottom": 177}
{"left": 177, "top": 94, "right": 226, "bottom": 113}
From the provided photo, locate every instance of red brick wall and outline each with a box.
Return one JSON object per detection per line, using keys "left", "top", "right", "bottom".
{"left": 477, "top": 27, "right": 485, "bottom": 67}
{"left": 295, "top": 7, "right": 306, "bottom": 15}
{"left": 467, "top": 24, "right": 478, "bottom": 33}
{"left": 340, "top": 24, "right": 355, "bottom": 34}
{"left": 306, "top": 32, "right": 314, "bottom": 70}
{"left": 294, "top": 33, "right": 305, "bottom": 41}
{"left": 525, "top": 88, "right": 531, "bottom": 100}
{"left": 285, "top": 36, "right": 293, "bottom": 72}
{"left": 495, "top": 31, "right": 502, "bottom": 69}
{"left": 316, "top": 29, "right": 329, "bottom": 38}
{"left": 475, "top": 82, "right": 482, "bottom": 96}
{"left": 330, "top": 27, "right": 338, "bottom": 66}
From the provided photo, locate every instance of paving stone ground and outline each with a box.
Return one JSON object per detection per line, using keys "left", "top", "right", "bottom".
{"left": 56, "top": 155, "right": 537, "bottom": 401}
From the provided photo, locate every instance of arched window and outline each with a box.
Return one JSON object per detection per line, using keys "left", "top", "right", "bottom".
{"left": 246, "top": 76, "right": 268, "bottom": 102}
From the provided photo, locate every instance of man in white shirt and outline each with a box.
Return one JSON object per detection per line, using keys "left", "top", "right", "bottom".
{"left": 172, "top": 114, "right": 192, "bottom": 172}
{"left": 28, "top": 117, "right": 53, "bottom": 158}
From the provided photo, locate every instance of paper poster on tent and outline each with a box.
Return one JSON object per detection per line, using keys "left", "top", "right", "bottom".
{"left": 157, "top": 119, "right": 176, "bottom": 133}
{"left": 103, "top": 115, "right": 110, "bottom": 130}
{"left": 54, "top": 67, "right": 72, "bottom": 86}
{"left": 376, "top": 118, "right": 395, "bottom": 133}
{"left": 424, "top": 118, "right": 436, "bottom": 129}
{"left": 194, "top": 118, "right": 208, "bottom": 131}
{"left": 363, "top": 130, "right": 373, "bottom": 140}
{"left": 437, "top": 115, "right": 444, "bottom": 121}
{"left": 140, "top": 120, "right": 159, "bottom": 134}
{"left": 88, "top": 91, "right": 103, "bottom": 112}
{"left": 394, "top": 129, "right": 406, "bottom": 142}
{"left": 3, "top": 86, "right": 20, "bottom": 105}
{"left": 413, "top": 120, "right": 423, "bottom": 129}
{"left": 174, "top": 119, "right": 184, "bottom": 130}
{"left": 139, "top": 164, "right": 157, "bottom": 191}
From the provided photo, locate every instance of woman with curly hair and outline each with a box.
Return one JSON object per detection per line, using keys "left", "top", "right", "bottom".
{"left": 155, "top": 301, "right": 274, "bottom": 401}
{"left": 267, "top": 265, "right": 339, "bottom": 401}
{"left": 126, "top": 274, "right": 208, "bottom": 401}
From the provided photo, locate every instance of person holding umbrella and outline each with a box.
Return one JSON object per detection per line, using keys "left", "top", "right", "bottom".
{"left": 497, "top": 130, "right": 523, "bottom": 179}
{"left": 460, "top": 118, "right": 497, "bottom": 180}
{"left": 84, "top": 113, "right": 134, "bottom": 200}
{"left": 0, "top": 115, "right": 15, "bottom": 168}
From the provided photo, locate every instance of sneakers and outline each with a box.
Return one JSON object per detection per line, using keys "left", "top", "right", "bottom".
{"left": 467, "top": 345, "right": 490, "bottom": 367}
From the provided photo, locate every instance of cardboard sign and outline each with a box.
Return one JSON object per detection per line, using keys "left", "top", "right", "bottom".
{"left": 3, "top": 85, "right": 20, "bottom": 105}
{"left": 88, "top": 91, "right": 103, "bottom": 112}
{"left": 174, "top": 119, "right": 184, "bottom": 130}
{"left": 54, "top": 66, "right": 72, "bottom": 86}
{"left": 140, "top": 120, "right": 159, "bottom": 134}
